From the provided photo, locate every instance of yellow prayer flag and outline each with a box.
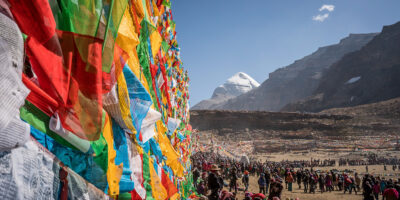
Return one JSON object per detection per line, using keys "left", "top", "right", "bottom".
{"left": 103, "top": 114, "right": 123, "bottom": 196}
{"left": 156, "top": 121, "right": 184, "bottom": 177}
{"left": 149, "top": 158, "right": 168, "bottom": 200}
{"left": 150, "top": 30, "right": 162, "bottom": 59}
{"left": 116, "top": 8, "right": 152, "bottom": 95}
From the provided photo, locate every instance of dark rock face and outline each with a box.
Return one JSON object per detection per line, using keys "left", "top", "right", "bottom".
{"left": 215, "top": 33, "right": 377, "bottom": 111}
{"left": 283, "top": 22, "right": 400, "bottom": 112}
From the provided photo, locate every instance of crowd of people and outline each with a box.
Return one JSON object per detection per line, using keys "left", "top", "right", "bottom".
{"left": 191, "top": 151, "right": 400, "bottom": 200}
{"left": 339, "top": 154, "right": 400, "bottom": 166}
{"left": 266, "top": 159, "right": 336, "bottom": 168}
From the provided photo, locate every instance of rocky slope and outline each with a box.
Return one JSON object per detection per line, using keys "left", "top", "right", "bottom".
{"left": 282, "top": 22, "right": 400, "bottom": 112}
{"left": 214, "top": 33, "right": 377, "bottom": 111}
{"left": 191, "top": 97, "right": 400, "bottom": 139}
{"left": 192, "top": 72, "right": 259, "bottom": 110}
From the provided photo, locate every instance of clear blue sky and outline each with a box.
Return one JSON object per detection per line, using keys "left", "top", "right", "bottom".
{"left": 172, "top": 0, "right": 400, "bottom": 106}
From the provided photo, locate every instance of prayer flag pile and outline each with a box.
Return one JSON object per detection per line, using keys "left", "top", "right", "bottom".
{"left": 0, "top": 0, "right": 194, "bottom": 199}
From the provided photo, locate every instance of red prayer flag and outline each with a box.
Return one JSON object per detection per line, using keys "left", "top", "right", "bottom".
{"left": 9, "top": 0, "right": 56, "bottom": 44}
{"left": 162, "top": 169, "right": 178, "bottom": 199}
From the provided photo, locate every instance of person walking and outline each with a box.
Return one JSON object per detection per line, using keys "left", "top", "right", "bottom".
{"left": 332, "top": 173, "right": 339, "bottom": 191}
{"left": 363, "top": 179, "right": 374, "bottom": 200}
{"left": 196, "top": 181, "right": 206, "bottom": 196}
{"left": 297, "top": 170, "right": 302, "bottom": 189}
{"left": 268, "top": 179, "right": 283, "bottom": 200}
{"left": 325, "top": 174, "right": 333, "bottom": 192}
{"left": 229, "top": 168, "right": 238, "bottom": 194}
{"left": 243, "top": 170, "right": 250, "bottom": 192}
{"left": 284, "top": 168, "right": 289, "bottom": 189}
{"left": 318, "top": 174, "right": 325, "bottom": 193}
{"left": 286, "top": 172, "right": 294, "bottom": 192}
{"left": 265, "top": 171, "right": 271, "bottom": 194}
{"left": 258, "top": 173, "right": 267, "bottom": 194}
{"left": 338, "top": 175, "right": 344, "bottom": 191}
{"left": 383, "top": 184, "right": 399, "bottom": 200}
{"left": 208, "top": 165, "right": 223, "bottom": 200}
{"left": 350, "top": 176, "right": 357, "bottom": 195}
{"left": 355, "top": 173, "right": 362, "bottom": 192}
{"left": 303, "top": 172, "right": 309, "bottom": 193}
{"left": 193, "top": 167, "right": 200, "bottom": 188}
{"left": 309, "top": 173, "right": 317, "bottom": 194}
{"left": 381, "top": 178, "right": 387, "bottom": 197}
{"left": 373, "top": 180, "right": 381, "bottom": 200}
{"left": 344, "top": 175, "right": 351, "bottom": 194}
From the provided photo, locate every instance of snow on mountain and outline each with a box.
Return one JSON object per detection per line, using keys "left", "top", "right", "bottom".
{"left": 211, "top": 72, "right": 260, "bottom": 98}
{"left": 192, "top": 72, "right": 259, "bottom": 110}
{"left": 346, "top": 76, "right": 361, "bottom": 84}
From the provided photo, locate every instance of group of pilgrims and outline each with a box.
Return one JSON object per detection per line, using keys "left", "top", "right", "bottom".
{"left": 190, "top": 151, "right": 400, "bottom": 200}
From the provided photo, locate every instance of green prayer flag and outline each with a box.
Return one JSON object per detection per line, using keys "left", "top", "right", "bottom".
{"left": 20, "top": 101, "right": 77, "bottom": 150}
{"left": 142, "top": 153, "right": 154, "bottom": 200}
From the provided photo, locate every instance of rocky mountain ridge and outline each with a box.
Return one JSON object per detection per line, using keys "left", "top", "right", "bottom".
{"left": 213, "top": 33, "right": 378, "bottom": 111}
{"left": 282, "top": 22, "right": 400, "bottom": 112}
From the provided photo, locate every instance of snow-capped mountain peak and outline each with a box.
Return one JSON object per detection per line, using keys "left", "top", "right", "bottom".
{"left": 211, "top": 72, "right": 260, "bottom": 99}
{"left": 226, "top": 72, "right": 260, "bottom": 88}
{"left": 191, "top": 72, "right": 260, "bottom": 110}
